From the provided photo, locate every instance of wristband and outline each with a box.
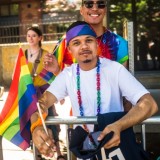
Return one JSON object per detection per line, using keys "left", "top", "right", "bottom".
{"left": 30, "top": 112, "right": 47, "bottom": 133}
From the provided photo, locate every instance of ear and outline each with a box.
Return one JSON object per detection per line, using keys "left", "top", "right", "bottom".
{"left": 67, "top": 46, "right": 71, "bottom": 54}
{"left": 80, "top": 6, "right": 83, "bottom": 16}
{"left": 39, "top": 36, "right": 43, "bottom": 41}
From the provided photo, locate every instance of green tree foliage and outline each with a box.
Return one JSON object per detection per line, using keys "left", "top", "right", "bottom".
{"left": 109, "top": 0, "right": 160, "bottom": 37}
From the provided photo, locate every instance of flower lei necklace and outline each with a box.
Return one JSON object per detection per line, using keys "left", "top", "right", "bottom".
{"left": 76, "top": 58, "right": 101, "bottom": 149}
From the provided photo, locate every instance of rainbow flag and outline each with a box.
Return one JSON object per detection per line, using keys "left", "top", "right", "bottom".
{"left": 0, "top": 48, "right": 38, "bottom": 150}
{"left": 54, "top": 35, "right": 67, "bottom": 70}
{"left": 39, "top": 68, "right": 55, "bottom": 84}
{"left": 53, "top": 35, "right": 78, "bottom": 71}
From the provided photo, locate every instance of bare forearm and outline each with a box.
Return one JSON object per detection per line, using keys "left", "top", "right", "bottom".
{"left": 114, "top": 93, "right": 158, "bottom": 131}
{"left": 98, "top": 93, "right": 158, "bottom": 149}
{"left": 38, "top": 91, "right": 57, "bottom": 111}
{"left": 31, "top": 91, "right": 57, "bottom": 124}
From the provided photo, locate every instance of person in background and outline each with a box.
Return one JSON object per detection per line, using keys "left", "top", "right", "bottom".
{"left": 30, "top": 21, "right": 158, "bottom": 159}
{"left": 26, "top": 26, "right": 65, "bottom": 160}
{"left": 43, "top": 0, "right": 132, "bottom": 111}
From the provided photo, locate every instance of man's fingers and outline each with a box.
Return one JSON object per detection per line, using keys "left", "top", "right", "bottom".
{"left": 48, "top": 128, "right": 54, "bottom": 139}
{"left": 35, "top": 136, "right": 55, "bottom": 157}
{"left": 103, "top": 134, "right": 120, "bottom": 149}
{"left": 97, "top": 128, "right": 111, "bottom": 141}
{"left": 33, "top": 127, "right": 55, "bottom": 157}
{"left": 97, "top": 132, "right": 106, "bottom": 141}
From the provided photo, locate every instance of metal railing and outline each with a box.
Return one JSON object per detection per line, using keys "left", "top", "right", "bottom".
{"left": 0, "top": 22, "right": 73, "bottom": 44}
{"left": 32, "top": 115, "right": 160, "bottom": 160}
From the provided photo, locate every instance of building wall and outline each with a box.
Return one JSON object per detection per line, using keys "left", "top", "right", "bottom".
{"left": 19, "top": 1, "right": 42, "bottom": 41}
{"left": 0, "top": 42, "right": 56, "bottom": 87}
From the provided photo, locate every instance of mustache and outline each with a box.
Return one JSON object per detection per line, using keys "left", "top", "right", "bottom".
{"left": 80, "top": 50, "right": 92, "bottom": 55}
{"left": 83, "top": 59, "right": 92, "bottom": 63}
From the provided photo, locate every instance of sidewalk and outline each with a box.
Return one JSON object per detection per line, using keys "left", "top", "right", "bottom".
{"left": 0, "top": 90, "right": 71, "bottom": 160}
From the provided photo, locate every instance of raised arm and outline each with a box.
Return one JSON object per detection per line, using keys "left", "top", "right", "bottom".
{"left": 43, "top": 53, "right": 60, "bottom": 75}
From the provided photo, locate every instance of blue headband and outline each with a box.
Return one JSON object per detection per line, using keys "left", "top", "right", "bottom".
{"left": 66, "top": 24, "right": 97, "bottom": 45}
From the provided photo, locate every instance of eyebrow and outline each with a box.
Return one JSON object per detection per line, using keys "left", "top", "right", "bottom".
{"left": 72, "top": 35, "right": 95, "bottom": 41}
{"left": 70, "top": 36, "right": 96, "bottom": 46}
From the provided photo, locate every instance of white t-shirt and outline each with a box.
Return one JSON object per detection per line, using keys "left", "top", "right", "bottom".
{"left": 47, "top": 58, "right": 149, "bottom": 160}
{"left": 47, "top": 57, "right": 149, "bottom": 117}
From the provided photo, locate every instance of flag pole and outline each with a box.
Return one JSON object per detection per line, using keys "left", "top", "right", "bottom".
{"left": 19, "top": 42, "right": 22, "bottom": 48}
{"left": 37, "top": 103, "right": 49, "bottom": 136}
{"left": 37, "top": 103, "right": 54, "bottom": 150}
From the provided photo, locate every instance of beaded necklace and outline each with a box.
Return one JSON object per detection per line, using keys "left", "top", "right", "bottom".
{"left": 76, "top": 58, "right": 101, "bottom": 149}
{"left": 76, "top": 58, "right": 101, "bottom": 116}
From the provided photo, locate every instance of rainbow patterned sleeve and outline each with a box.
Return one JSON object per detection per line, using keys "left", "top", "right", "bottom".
{"left": 97, "top": 30, "right": 128, "bottom": 64}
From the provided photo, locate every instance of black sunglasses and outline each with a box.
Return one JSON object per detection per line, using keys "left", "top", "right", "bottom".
{"left": 83, "top": 1, "right": 107, "bottom": 9}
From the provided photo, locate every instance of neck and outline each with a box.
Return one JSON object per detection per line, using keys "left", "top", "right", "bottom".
{"left": 29, "top": 45, "right": 40, "bottom": 52}
{"left": 90, "top": 23, "right": 105, "bottom": 37}
{"left": 78, "top": 58, "right": 98, "bottom": 71}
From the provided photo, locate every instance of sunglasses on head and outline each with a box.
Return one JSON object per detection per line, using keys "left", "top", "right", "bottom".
{"left": 83, "top": 1, "right": 107, "bottom": 9}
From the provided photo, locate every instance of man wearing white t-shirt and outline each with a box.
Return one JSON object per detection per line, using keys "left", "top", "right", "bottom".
{"left": 30, "top": 21, "right": 158, "bottom": 159}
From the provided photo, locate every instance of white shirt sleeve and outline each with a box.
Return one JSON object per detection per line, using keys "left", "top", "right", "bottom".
{"left": 118, "top": 66, "right": 149, "bottom": 105}
{"left": 47, "top": 70, "right": 68, "bottom": 101}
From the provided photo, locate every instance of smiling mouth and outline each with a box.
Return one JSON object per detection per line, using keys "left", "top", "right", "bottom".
{"left": 89, "top": 13, "right": 99, "bottom": 17}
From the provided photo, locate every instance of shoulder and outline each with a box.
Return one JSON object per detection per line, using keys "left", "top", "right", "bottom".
{"left": 102, "top": 29, "right": 127, "bottom": 43}
{"left": 41, "top": 48, "right": 49, "bottom": 54}
{"left": 100, "top": 57, "right": 122, "bottom": 69}
{"left": 62, "top": 63, "right": 77, "bottom": 73}
{"left": 100, "top": 58, "right": 125, "bottom": 78}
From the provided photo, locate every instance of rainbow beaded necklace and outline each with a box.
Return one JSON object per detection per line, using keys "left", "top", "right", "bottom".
{"left": 76, "top": 58, "right": 101, "bottom": 149}
{"left": 76, "top": 58, "right": 101, "bottom": 122}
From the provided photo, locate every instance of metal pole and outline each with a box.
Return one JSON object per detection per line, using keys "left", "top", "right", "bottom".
{"left": 127, "top": 21, "right": 135, "bottom": 75}
{"left": 45, "top": 116, "right": 97, "bottom": 125}
{"left": 32, "top": 116, "right": 160, "bottom": 160}
{"left": 45, "top": 115, "right": 160, "bottom": 125}
{"left": 45, "top": 116, "right": 97, "bottom": 160}
{"left": 141, "top": 124, "right": 146, "bottom": 151}
{"left": 66, "top": 125, "right": 72, "bottom": 160}
{"left": 142, "top": 116, "right": 160, "bottom": 124}
{"left": 32, "top": 143, "right": 38, "bottom": 160}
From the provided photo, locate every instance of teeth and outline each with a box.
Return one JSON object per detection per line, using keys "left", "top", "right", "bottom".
{"left": 90, "top": 14, "right": 99, "bottom": 17}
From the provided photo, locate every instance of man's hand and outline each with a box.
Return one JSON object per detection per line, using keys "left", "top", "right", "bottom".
{"left": 98, "top": 93, "right": 158, "bottom": 149}
{"left": 32, "top": 126, "right": 56, "bottom": 158}
{"left": 97, "top": 123, "right": 121, "bottom": 149}
{"left": 43, "top": 53, "right": 60, "bottom": 75}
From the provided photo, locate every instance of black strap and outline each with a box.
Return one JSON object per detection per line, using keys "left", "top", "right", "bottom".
{"left": 25, "top": 49, "right": 43, "bottom": 77}
{"left": 25, "top": 49, "right": 28, "bottom": 60}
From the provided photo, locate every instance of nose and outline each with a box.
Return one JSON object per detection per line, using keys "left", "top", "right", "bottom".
{"left": 81, "top": 42, "right": 89, "bottom": 49}
{"left": 29, "top": 36, "right": 33, "bottom": 40}
{"left": 92, "top": 3, "right": 98, "bottom": 10}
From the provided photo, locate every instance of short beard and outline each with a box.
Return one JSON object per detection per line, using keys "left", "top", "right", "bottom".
{"left": 83, "top": 59, "right": 91, "bottom": 63}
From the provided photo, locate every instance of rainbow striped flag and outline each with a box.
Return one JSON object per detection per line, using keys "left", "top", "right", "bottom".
{"left": 53, "top": 35, "right": 77, "bottom": 71}
{"left": 54, "top": 35, "right": 67, "bottom": 70}
{"left": 39, "top": 68, "right": 55, "bottom": 84}
{"left": 0, "top": 48, "right": 38, "bottom": 150}
{"left": 38, "top": 37, "right": 67, "bottom": 83}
